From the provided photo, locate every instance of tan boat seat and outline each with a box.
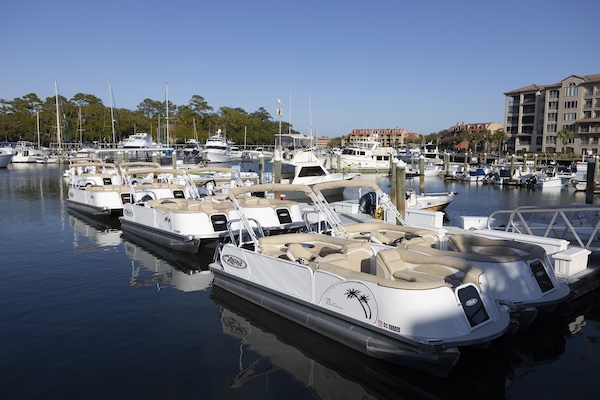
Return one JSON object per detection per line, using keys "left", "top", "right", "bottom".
{"left": 287, "top": 243, "right": 315, "bottom": 265}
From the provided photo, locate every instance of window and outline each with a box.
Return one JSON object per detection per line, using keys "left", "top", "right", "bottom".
{"left": 585, "top": 99, "right": 593, "bottom": 108}
{"left": 522, "top": 116, "right": 534, "bottom": 124}
{"left": 549, "top": 90, "right": 559, "bottom": 99}
{"left": 548, "top": 101, "right": 558, "bottom": 110}
{"left": 584, "top": 111, "right": 592, "bottom": 119}
{"left": 547, "top": 125, "right": 557, "bottom": 133}
{"left": 547, "top": 113, "right": 558, "bottom": 122}
{"left": 546, "top": 136, "right": 556, "bottom": 144}
{"left": 564, "top": 113, "right": 577, "bottom": 121}
{"left": 565, "top": 82, "right": 578, "bottom": 97}
{"left": 586, "top": 87, "right": 594, "bottom": 96}
{"left": 565, "top": 101, "right": 578, "bottom": 109}
{"left": 298, "top": 166, "right": 326, "bottom": 177}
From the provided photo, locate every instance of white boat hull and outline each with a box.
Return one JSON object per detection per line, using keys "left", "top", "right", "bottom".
{"left": 210, "top": 233, "right": 513, "bottom": 375}
{"left": 120, "top": 196, "right": 306, "bottom": 253}
{"left": 0, "top": 153, "right": 13, "bottom": 168}
{"left": 211, "top": 271, "right": 461, "bottom": 377}
{"left": 202, "top": 150, "right": 233, "bottom": 163}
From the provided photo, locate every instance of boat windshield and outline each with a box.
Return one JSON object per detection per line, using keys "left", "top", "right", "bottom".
{"left": 298, "top": 166, "right": 327, "bottom": 177}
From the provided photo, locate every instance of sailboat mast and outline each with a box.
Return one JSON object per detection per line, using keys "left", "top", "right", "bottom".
{"left": 77, "top": 107, "right": 84, "bottom": 144}
{"left": 165, "top": 82, "right": 169, "bottom": 146}
{"left": 308, "top": 94, "right": 313, "bottom": 147}
{"left": 109, "top": 81, "right": 116, "bottom": 145}
{"left": 54, "top": 81, "right": 62, "bottom": 152}
{"left": 288, "top": 92, "right": 292, "bottom": 134}
{"left": 36, "top": 111, "right": 41, "bottom": 149}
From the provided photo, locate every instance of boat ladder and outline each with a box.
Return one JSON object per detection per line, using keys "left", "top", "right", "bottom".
{"left": 487, "top": 205, "right": 600, "bottom": 251}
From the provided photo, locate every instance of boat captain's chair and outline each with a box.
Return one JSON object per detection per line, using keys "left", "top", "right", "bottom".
{"left": 286, "top": 243, "right": 316, "bottom": 265}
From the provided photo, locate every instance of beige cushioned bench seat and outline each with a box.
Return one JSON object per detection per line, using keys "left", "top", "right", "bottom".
{"left": 342, "top": 222, "right": 438, "bottom": 247}
{"left": 146, "top": 198, "right": 233, "bottom": 213}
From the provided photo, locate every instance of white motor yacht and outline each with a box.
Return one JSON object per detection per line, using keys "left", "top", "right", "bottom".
{"left": 335, "top": 136, "right": 395, "bottom": 171}
{"left": 11, "top": 141, "right": 46, "bottom": 163}
{"left": 202, "top": 131, "right": 233, "bottom": 163}
{"left": 274, "top": 149, "right": 360, "bottom": 199}
{"left": 121, "top": 133, "right": 156, "bottom": 148}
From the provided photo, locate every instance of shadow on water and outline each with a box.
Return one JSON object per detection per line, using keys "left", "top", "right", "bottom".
{"left": 211, "top": 285, "right": 597, "bottom": 399}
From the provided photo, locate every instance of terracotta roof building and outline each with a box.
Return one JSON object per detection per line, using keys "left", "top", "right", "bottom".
{"left": 341, "top": 128, "right": 414, "bottom": 147}
{"left": 440, "top": 122, "right": 504, "bottom": 150}
{"left": 504, "top": 73, "right": 600, "bottom": 155}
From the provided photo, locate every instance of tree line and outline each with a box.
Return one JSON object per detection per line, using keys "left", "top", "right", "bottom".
{"left": 0, "top": 92, "right": 302, "bottom": 147}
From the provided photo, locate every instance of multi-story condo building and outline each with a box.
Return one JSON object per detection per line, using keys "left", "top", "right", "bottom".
{"left": 314, "top": 136, "right": 332, "bottom": 148}
{"left": 504, "top": 73, "right": 600, "bottom": 156}
{"left": 341, "top": 128, "right": 414, "bottom": 147}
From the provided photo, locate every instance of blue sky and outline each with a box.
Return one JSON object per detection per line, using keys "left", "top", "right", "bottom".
{"left": 2, "top": 0, "right": 599, "bottom": 137}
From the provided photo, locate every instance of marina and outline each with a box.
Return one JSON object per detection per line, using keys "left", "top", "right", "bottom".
{"left": 1, "top": 162, "right": 600, "bottom": 398}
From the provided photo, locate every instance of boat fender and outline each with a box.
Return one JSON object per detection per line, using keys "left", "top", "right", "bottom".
{"left": 374, "top": 205, "right": 385, "bottom": 220}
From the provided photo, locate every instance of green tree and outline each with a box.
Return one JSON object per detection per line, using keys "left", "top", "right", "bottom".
{"left": 493, "top": 130, "right": 507, "bottom": 155}
{"left": 557, "top": 128, "right": 574, "bottom": 153}
{"left": 188, "top": 95, "right": 213, "bottom": 117}
{"left": 136, "top": 98, "right": 163, "bottom": 118}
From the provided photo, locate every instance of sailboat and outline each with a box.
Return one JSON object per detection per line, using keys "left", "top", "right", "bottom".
{"left": 35, "top": 111, "right": 59, "bottom": 164}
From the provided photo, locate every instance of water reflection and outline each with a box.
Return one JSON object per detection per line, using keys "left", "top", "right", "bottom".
{"left": 68, "top": 210, "right": 122, "bottom": 251}
{"left": 212, "top": 286, "right": 598, "bottom": 399}
{"left": 122, "top": 232, "right": 214, "bottom": 292}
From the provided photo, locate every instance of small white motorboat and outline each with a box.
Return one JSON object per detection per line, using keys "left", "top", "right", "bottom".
{"left": 209, "top": 184, "right": 512, "bottom": 377}
{"left": 0, "top": 146, "right": 15, "bottom": 168}
{"left": 274, "top": 149, "right": 360, "bottom": 199}
{"left": 119, "top": 183, "right": 309, "bottom": 253}
{"left": 308, "top": 180, "right": 572, "bottom": 328}
{"left": 67, "top": 167, "right": 194, "bottom": 217}
{"left": 65, "top": 161, "right": 123, "bottom": 188}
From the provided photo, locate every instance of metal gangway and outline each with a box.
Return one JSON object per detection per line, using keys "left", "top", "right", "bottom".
{"left": 487, "top": 204, "right": 600, "bottom": 252}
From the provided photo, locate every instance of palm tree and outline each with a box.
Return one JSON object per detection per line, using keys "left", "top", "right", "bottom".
{"left": 557, "top": 128, "right": 574, "bottom": 153}
{"left": 493, "top": 130, "right": 507, "bottom": 155}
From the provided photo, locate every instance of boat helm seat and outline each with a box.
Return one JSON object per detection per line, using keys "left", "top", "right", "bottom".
{"left": 370, "top": 230, "right": 427, "bottom": 246}
{"left": 287, "top": 243, "right": 315, "bottom": 265}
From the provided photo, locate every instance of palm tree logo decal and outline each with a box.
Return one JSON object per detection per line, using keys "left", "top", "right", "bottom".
{"left": 345, "top": 288, "right": 372, "bottom": 319}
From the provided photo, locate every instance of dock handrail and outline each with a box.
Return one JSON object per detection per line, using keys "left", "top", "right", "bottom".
{"left": 487, "top": 204, "right": 600, "bottom": 251}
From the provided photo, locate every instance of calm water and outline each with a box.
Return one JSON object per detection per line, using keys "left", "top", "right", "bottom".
{"left": 1, "top": 163, "right": 600, "bottom": 399}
